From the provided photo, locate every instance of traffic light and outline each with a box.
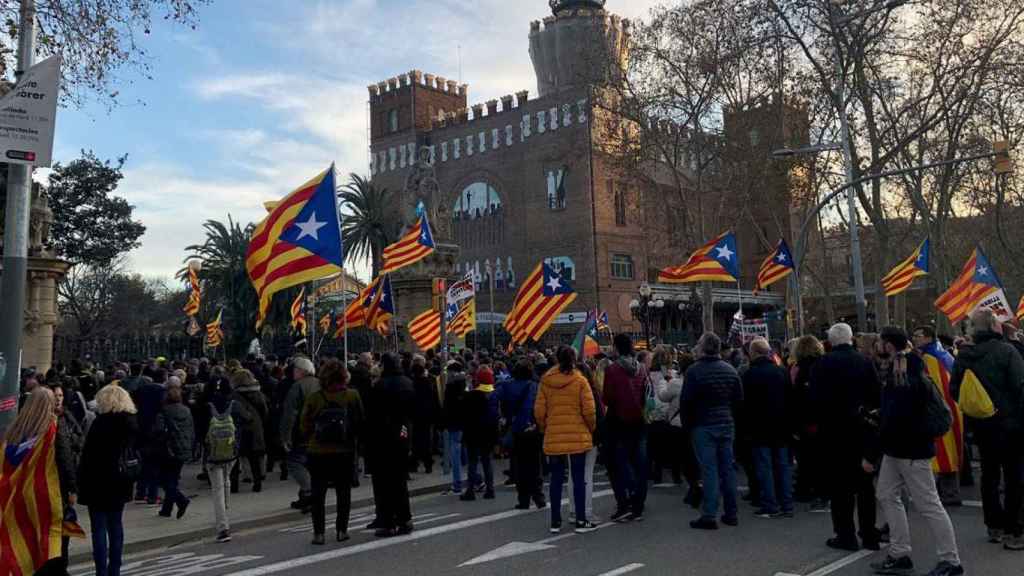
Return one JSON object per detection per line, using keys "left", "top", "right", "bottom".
{"left": 994, "top": 140, "right": 1013, "bottom": 175}
{"left": 432, "top": 278, "right": 446, "bottom": 313}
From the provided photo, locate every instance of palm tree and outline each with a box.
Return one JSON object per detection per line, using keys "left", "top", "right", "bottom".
{"left": 339, "top": 173, "right": 394, "bottom": 278}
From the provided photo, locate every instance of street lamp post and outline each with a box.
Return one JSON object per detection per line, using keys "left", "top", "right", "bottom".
{"left": 629, "top": 282, "right": 665, "bottom": 348}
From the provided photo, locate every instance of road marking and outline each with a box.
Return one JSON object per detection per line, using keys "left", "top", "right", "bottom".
{"left": 225, "top": 489, "right": 616, "bottom": 576}
{"left": 595, "top": 564, "right": 645, "bottom": 576}
{"left": 804, "top": 550, "right": 875, "bottom": 576}
{"left": 963, "top": 500, "right": 981, "bottom": 508}
{"left": 74, "top": 553, "right": 264, "bottom": 576}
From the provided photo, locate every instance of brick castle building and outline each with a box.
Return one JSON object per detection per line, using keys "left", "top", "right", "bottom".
{"left": 368, "top": 0, "right": 806, "bottom": 344}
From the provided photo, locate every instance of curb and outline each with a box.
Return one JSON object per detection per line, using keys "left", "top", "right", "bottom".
{"left": 68, "top": 480, "right": 450, "bottom": 564}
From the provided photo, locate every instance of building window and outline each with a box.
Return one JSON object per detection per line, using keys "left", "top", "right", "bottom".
{"left": 613, "top": 184, "right": 626, "bottom": 227}
{"left": 453, "top": 182, "right": 503, "bottom": 247}
{"left": 546, "top": 167, "right": 567, "bottom": 210}
{"left": 611, "top": 254, "right": 634, "bottom": 280}
{"left": 388, "top": 109, "right": 399, "bottom": 133}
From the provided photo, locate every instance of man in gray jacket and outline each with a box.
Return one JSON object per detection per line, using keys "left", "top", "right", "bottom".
{"left": 279, "top": 356, "right": 320, "bottom": 512}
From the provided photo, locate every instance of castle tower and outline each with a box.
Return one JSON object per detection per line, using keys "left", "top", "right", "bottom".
{"left": 367, "top": 70, "right": 468, "bottom": 146}
{"left": 529, "top": 0, "right": 630, "bottom": 97}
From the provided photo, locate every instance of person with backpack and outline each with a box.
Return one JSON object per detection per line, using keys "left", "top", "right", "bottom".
{"left": 460, "top": 366, "right": 500, "bottom": 501}
{"left": 206, "top": 377, "right": 239, "bottom": 543}
{"left": 950, "top": 308, "right": 1024, "bottom": 550}
{"left": 229, "top": 370, "right": 269, "bottom": 494}
{"left": 155, "top": 386, "right": 195, "bottom": 519}
{"left": 870, "top": 327, "right": 964, "bottom": 576}
{"left": 78, "top": 385, "right": 139, "bottom": 576}
{"left": 496, "top": 358, "right": 545, "bottom": 509}
{"left": 299, "top": 359, "right": 365, "bottom": 545}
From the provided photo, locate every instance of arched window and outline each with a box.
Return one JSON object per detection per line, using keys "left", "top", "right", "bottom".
{"left": 453, "top": 182, "right": 503, "bottom": 247}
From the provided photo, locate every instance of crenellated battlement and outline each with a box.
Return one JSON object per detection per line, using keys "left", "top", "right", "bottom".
{"left": 368, "top": 69, "right": 469, "bottom": 100}
{"left": 430, "top": 91, "right": 531, "bottom": 130}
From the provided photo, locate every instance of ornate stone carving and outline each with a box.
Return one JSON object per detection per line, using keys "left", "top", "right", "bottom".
{"left": 403, "top": 146, "right": 451, "bottom": 242}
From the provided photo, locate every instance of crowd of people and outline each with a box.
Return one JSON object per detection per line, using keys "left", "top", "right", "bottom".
{"left": 7, "top": 305, "right": 1024, "bottom": 576}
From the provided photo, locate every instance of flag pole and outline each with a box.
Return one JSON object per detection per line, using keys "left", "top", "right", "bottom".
{"left": 330, "top": 162, "right": 350, "bottom": 361}
{"left": 488, "top": 261, "right": 496, "bottom": 352}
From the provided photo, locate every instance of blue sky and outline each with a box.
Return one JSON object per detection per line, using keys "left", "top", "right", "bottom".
{"left": 51, "top": 0, "right": 659, "bottom": 282}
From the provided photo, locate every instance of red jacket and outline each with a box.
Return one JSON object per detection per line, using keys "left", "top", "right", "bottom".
{"left": 603, "top": 357, "right": 647, "bottom": 426}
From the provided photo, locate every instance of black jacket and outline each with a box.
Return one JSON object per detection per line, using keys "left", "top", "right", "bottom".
{"left": 78, "top": 412, "right": 138, "bottom": 509}
{"left": 366, "top": 372, "right": 416, "bottom": 455}
{"left": 412, "top": 373, "right": 441, "bottom": 425}
{"left": 682, "top": 356, "right": 743, "bottom": 428}
{"left": 879, "top": 353, "right": 936, "bottom": 461}
{"left": 741, "top": 357, "right": 792, "bottom": 446}
{"left": 951, "top": 331, "right": 1024, "bottom": 432}
{"left": 810, "top": 344, "right": 881, "bottom": 461}
{"left": 442, "top": 372, "right": 468, "bottom": 431}
{"left": 461, "top": 389, "right": 500, "bottom": 449}
{"left": 55, "top": 413, "right": 83, "bottom": 500}
{"left": 155, "top": 403, "right": 195, "bottom": 462}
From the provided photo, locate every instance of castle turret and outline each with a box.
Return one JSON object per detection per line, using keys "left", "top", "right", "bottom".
{"left": 530, "top": 0, "right": 630, "bottom": 97}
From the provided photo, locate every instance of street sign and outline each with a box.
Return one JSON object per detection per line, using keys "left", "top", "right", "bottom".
{"left": 0, "top": 55, "right": 60, "bottom": 167}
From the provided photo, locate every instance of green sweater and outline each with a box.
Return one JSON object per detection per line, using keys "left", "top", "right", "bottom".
{"left": 299, "top": 388, "right": 364, "bottom": 455}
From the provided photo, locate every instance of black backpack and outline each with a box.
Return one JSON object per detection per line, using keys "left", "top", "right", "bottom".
{"left": 314, "top": 392, "right": 349, "bottom": 445}
{"left": 117, "top": 443, "right": 142, "bottom": 482}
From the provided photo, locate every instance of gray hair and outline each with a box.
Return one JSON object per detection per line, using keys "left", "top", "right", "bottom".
{"left": 828, "top": 323, "right": 854, "bottom": 347}
{"left": 293, "top": 357, "right": 315, "bottom": 377}
{"left": 970, "top": 308, "right": 999, "bottom": 336}
{"left": 749, "top": 337, "right": 772, "bottom": 358}
{"left": 697, "top": 332, "right": 722, "bottom": 357}
{"left": 166, "top": 375, "right": 182, "bottom": 388}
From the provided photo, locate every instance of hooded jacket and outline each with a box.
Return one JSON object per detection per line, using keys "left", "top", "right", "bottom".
{"left": 280, "top": 375, "right": 320, "bottom": 447}
{"left": 951, "top": 331, "right": 1024, "bottom": 432}
{"left": 155, "top": 403, "right": 195, "bottom": 462}
{"left": 232, "top": 385, "right": 269, "bottom": 454}
{"left": 535, "top": 367, "right": 596, "bottom": 455}
{"left": 603, "top": 356, "right": 647, "bottom": 426}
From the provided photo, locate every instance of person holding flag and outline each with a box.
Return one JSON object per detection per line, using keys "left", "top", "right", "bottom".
{"left": 912, "top": 325, "right": 964, "bottom": 507}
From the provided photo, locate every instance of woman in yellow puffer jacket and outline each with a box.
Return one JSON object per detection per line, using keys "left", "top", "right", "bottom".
{"left": 535, "top": 346, "right": 597, "bottom": 534}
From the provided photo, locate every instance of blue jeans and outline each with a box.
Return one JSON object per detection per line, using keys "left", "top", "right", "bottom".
{"left": 549, "top": 453, "right": 588, "bottom": 524}
{"left": 754, "top": 445, "right": 793, "bottom": 514}
{"left": 609, "top": 422, "right": 649, "bottom": 514}
{"left": 89, "top": 505, "right": 125, "bottom": 576}
{"left": 136, "top": 453, "right": 160, "bottom": 501}
{"left": 693, "top": 424, "right": 738, "bottom": 521}
{"left": 446, "top": 430, "right": 463, "bottom": 491}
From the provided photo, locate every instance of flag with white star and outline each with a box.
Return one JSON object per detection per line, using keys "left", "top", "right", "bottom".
{"left": 936, "top": 246, "right": 1011, "bottom": 324}
{"left": 504, "top": 262, "right": 577, "bottom": 345}
{"left": 754, "top": 238, "right": 795, "bottom": 294}
{"left": 658, "top": 231, "right": 740, "bottom": 284}
{"left": 381, "top": 215, "right": 436, "bottom": 274}
{"left": 881, "top": 238, "right": 929, "bottom": 297}
{"left": 246, "top": 166, "right": 343, "bottom": 327}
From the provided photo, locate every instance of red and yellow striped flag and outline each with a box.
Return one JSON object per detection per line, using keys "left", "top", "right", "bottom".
{"left": 382, "top": 216, "right": 435, "bottom": 274}
{"left": 183, "top": 265, "right": 201, "bottom": 316}
{"left": 448, "top": 298, "right": 476, "bottom": 338}
{"left": 1017, "top": 295, "right": 1024, "bottom": 323}
{"left": 409, "top": 309, "right": 442, "bottom": 351}
{"left": 0, "top": 424, "right": 63, "bottom": 575}
{"left": 504, "top": 262, "right": 576, "bottom": 345}
{"left": 290, "top": 287, "right": 307, "bottom": 336}
{"left": 882, "top": 239, "right": 929, "bottom": 297}
{"left": 935, "top": 248, "right": 1001, "bottom": 324}
{"left": 658, "top": 231, "right": 740, "bottom": 284}
{"left": 754, "top": 239, "right": 794, "bottom": 294}
{"left": 206, "top": 310, "right": 224, "bottom": 348}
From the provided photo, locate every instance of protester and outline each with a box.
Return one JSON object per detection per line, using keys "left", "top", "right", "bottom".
{"left": 648, "top": 346, "right": 682, "bottom": 485}
{"left": 811, "top": 323, "right": 882, "bottom": 551}
{"left": 603, "top": 333, "right": 650, "bottom": 523}
{"left": 743, "top": 337, "right": 794, "bottom": 519}
{"left": 950, "top": 308, "right": 1024, "bottom": 549}
{"left": 570, "top": 361, "right": 603, "bottom": 524}
{"left": 912, "top": 325, "right": 964, "bottom": 507}
{"left": 535, "top": 346, "right": 597, "bottom": 534}
{"left": 461, "top": 365, "right": 500, "bottom": 501}
{"left": 655, "top": 350, "right": 702, "bottom": 507}
{"left": 442, "top": 361, "right": 468, "bottom": 495}
{"left": 155, "top": 386, "right": 195, "bottom": 519}
{"left": 79, "top": 385, "right": 139, "bottom": 576}
{"left": 299, "top": 359, "right": 364, "bottom": 545}
{"left": 206, "top": 376, "right": 238, "bottom": 543}
{"left": 132, "top": 372, "right": 167, "bottom": 505}
{"left": 280, "top": 357, "right": 319, "bottom": 512}
{"left": 230, "top": 369, "right": 268, "bottom": 494}
{"left": 871, "top": 327, "right": 964, "bottom": 576}
{"left": 49, "top": 383, "right": 84, "bottom": 574}
{"left": 409, "top": 356, "right": 439, "bottom": 474}
{"left": 684, "top": 332, "right": 744, "bottom": 530}
{"left": 790, "top": 335, "right": 827, "bottom": 510}
{"left": 496, "top": 358, "right": 545, "bottom": 509}
{"left": 365, "top": 353, "right": 416, "bottom": 537}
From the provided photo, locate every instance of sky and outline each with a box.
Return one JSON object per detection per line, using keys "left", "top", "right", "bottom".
{"left": 50, "top": 0, "right": 663, "bottom": 283}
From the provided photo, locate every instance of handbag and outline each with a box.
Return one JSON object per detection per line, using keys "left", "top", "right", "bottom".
{"left": 117, "top": 444, "right": 142, "bottom": 482}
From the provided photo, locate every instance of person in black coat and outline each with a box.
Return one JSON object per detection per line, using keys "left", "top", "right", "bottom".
{"left": 742, "top": 338, "right": 794, "bottom": 518}
{"left": 78, "top": 385, "right": 139, "bottom": 576}
{"left": 132, "top": 375, "right": 166, "bottom": 504}
{"left": 810, "top": 323, "right": 883, "bottom": 552}
{"left": 409, "top": 357, "right": 440, "bottom": 474}
{"left": 365, "top": 353, "right": 416, "bottom": 537}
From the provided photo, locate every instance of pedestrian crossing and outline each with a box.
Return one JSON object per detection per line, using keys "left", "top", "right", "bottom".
{"left": 277, "top": 511, "right": 460, "bottom": 534}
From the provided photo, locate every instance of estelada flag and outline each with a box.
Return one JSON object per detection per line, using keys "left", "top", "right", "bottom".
{"left": 935, "top": 247, "right": 1009, "bottom": 324}
{"left": 0, "top": 424, "right": 63, "bottom": 575}
{"left": 290, "top": 287, "right": 307, "bottom": 336}
{"left": 363, "top": 275, "right": 395, "bottom": 336}
{"left": 504, "top": 262, "right": 576, "bottom": 345}
{"left": 246, "top": 167, "right": 343, "bottom": 328}
{"left": 920, "top": 342, "right": 963, "bottom": 474}
{"left": 754, "top": 239, "right": 794, "bottom": 294}
{"left": 183, "top": 266, "right": 201, "bottom": 317}
{"left": 382, "top": 215, "right": 435, "bottom": 274}
{"left": 336, "top": 277, "right": 382, "bottom": 336}
{"left": 448, "top": 298, "right": 476, "bottom": 338}
{"left": 882, "top": 239, "right": 929, "bottom": 297}
{"left": 409, "top": 309, "right": 442, "bottom": 351}
{"left": 206, "top": 310, "right": 224, "bottom": 348}
{"left": 659, "top": 231, "right": 740, "bottom": 284}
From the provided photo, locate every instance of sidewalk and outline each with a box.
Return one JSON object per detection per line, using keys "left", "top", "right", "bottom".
{"left": 69, "top": 462, "right": 452, "bottom": 563}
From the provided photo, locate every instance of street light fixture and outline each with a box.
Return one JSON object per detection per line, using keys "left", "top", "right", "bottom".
{"left": 631, "top": 282, "right": 664, "bottom": 348}
{"left": 770, "top": 142, "right": 843, "bottom": 158}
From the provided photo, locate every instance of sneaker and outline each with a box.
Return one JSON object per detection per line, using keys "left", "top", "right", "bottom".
{"left": 721, "top": 516, "right": 738, "bottom": 527}
{"left": 483, "top": 489, "right": 495, "bottom": 500}
{"left": 157, "top": 509, "right": 172, "bottom": 518}
{"left": 869, "top": 555, "right": 914, "bottom": 575}
{"left": 374, "top": 527, "right": 398, "bottom": 538}
{"left": 610, "top": 509, "right": 631, "bottom": 523}
{"left": 626, "top": 511, "right": 644, "bottom": 522}
{"left": 514, "top": 503, "right": 531, "bottom": 510}
{"left": 459, "top": 489, "right": 476, "bottom": 502}
{"left": 925, "top": 561, "right": 964, "bottom": 576}
{"left": 396, "top": 522, "right": 414, "bottom": 535}
{"left": 176, "top": 499, "right": 190, "bottom": 520}
{"left": 754, "top": 509, "right": 780, "bottom": 519}
{"left": 215, "top": 530, "right": 232, "bottom": 543}
{"left": 574, "top": 520, "right": 599, "bottom": 534}
{"left": 533, "top": 498, "right": 547, "bottom": 510}
{"left": 826, "top": 537, "right": 859, "bottom": 552}
{"left": 549, "top": 521, "right": 561, "bottom": 534}
{"left": 365, "top": 519, "right": 383, "bottom": 530}
{"left": 336, "top": 531, "right": 350, "bottom": 543}
{"left": 1004, "top": 535, "right": 1024, "bottom": 551}
{"left": 810, "top": 499, "right": 831, "bottom": 513}
{"left": 988, "top": 528, "right": 1004, "bottom": 544}
{"left": 311, "top": 534, "right": 325, "bottom": 546}
{"left": 690, "top": 517, "right": 718, "bottom": 530}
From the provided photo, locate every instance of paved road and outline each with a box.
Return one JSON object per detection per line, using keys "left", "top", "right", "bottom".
{"left": 68, "top": 472, "right": 1017, "bottom": 576}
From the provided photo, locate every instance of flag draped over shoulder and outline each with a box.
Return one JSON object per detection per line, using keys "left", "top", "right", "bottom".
{"left": 382, "top": 216, "right": 435, "bottom": 274}
{"left": 754, "top": 239, "right": 794, "bottom": 294}
{"left": 920, "top": 342, "right": 963, "bottom": 474}
{"left": 409, "top": 309, "right": 442, "bottom": 351}
{"left": 658, "top": 231, "right": 740, "bottom": 284}
{"left": 246, "top": 168, "right": 343, "bottom": 328}
{"left": 0, "top": 425, "right": 63, "bottom": 576}
{"left": 935, "top": 247, "right": 1010, "bottom": 324}
{"left": 882, "top": 239, "right": 929, "bottom": 297}
{"left": 206, "top": 310, "right": 224, "bottom": 348}
{"left": 504, "top": 262, "right": 576, "bottom": 345}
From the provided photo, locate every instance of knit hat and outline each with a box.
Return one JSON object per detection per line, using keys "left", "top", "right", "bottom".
{"left": 476, "top": 367, "right": 495, "bottom": 386}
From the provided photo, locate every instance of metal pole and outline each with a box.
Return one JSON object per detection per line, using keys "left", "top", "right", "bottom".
{"left": 308, "top": 282, "right": 316, "bottom": 360}
{"left": 341, "top": 272, "right": 349, "bottom": 360}
{"left": 0, "top": 0, "right": 36, "bottom": 432}
{"left": 489, "top": 264, "right": 495, "bottom": 352}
